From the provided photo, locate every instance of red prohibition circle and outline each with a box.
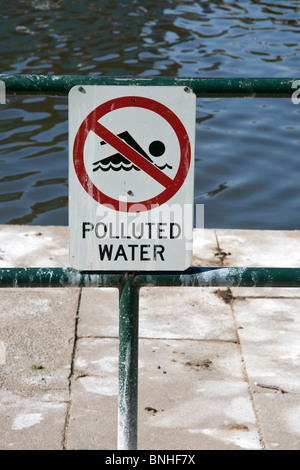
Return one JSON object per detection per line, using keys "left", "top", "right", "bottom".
{"left": 73, "top": 95, "right": 191, "bottom": 212}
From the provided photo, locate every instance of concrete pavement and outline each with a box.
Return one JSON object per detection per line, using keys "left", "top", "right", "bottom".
{"left": 0, "top": 225, "right": 299, "bottom": 450}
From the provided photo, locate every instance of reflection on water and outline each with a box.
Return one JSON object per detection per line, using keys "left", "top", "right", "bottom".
{"left": 1, "top": 0, "right": 300, "bottom": 228}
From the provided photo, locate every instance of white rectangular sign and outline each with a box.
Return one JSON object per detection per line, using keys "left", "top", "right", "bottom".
{"left": 69, "top": 86, "right": 196, "bottom": 271}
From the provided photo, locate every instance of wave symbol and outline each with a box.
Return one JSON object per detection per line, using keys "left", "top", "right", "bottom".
{"left": 155, "top": 163, "right": 173, "bottom": 170}
{"left": 93, "top": 155, "right": 141, "bottom": 172}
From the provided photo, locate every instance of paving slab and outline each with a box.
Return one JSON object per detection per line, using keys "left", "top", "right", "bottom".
{"left": 214, "top": 228, "right": 300, "bottom": 298}
{"left": 232, "top": 297, "right": 300, "bottom": 450}
{"left": 192, "top": 229, "right": 219, "bottom": 267}
{"left": 214, "top": 229, "right": 300, "bottom": 268}
{"left": 0, "top": 287, "right": 80, "bottom": 450}
{"left": 78, "top": 286, "right": 235, "bottom": 342}
{"left": 67, "top": 337, "right": 261, "bottom": 450}
{"left": 233, "top": 298, "right": 300, "bottom": 392}
{"left": 0, "top": 225, "right": 69, "bottom": 268}
{"left": 251, "top": 393, "right": 300, "bottom": 451}
{"left": 0, "top": 390, "right": 69, "bottom": 450}
{"left": 0, "top": 288, "right": 79, "bottom": 393}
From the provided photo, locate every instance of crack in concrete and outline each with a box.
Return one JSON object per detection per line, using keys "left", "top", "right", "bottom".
{"left": 214, "top": 231, "right": 232, "bottom": 266}
{"left": 63, "top": 288, "right": 82, "bottom": 450}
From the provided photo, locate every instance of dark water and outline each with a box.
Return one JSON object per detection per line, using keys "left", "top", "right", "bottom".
{"left": 1, "top": 0, "right": 300, "bottom": 229}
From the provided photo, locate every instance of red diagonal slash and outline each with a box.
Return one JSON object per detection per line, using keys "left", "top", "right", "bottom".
{"left": 93, "top": 121, "right": 174, "bottom": 188}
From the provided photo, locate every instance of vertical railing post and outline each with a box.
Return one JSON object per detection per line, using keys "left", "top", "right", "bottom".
{"left": 118, "top": 273, "right": 140, "bottom": 450}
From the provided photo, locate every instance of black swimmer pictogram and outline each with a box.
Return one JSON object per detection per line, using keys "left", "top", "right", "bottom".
{"left": 92, "top": 131, "right": 172, "bottom": 172}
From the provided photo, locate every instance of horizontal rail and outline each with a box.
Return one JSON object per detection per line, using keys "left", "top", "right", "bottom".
{"left": 1, "top": 75, "right": 299, "bottom": 98}
{"left": 0, "top": 267, "right": 299, "bottom": 288}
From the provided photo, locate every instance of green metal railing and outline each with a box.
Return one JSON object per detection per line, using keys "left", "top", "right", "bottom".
{"left": 1, "top": 266, "right": 300, "bottom": 289}
{"left": 1, "top": 74, "right": 299, "bottom": 98}
{"left": 0, "top": 75, "right": 300, "bottom": 450}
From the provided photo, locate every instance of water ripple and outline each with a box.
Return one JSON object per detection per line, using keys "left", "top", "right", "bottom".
{"left": 1, "top": 0, "right": 300, "bottom": 227}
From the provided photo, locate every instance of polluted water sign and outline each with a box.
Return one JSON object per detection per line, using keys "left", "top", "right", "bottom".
{"left": 68, "top": 86, "right": 196, "bottom": 271}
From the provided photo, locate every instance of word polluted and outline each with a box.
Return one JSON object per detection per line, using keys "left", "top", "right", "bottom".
{"left": 82, "top": 221, "right": 182, "bottom": 240}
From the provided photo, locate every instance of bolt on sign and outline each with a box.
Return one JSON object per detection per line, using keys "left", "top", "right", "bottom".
{"left": 69, "top": 86, "right": 196, "bottom": 271}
